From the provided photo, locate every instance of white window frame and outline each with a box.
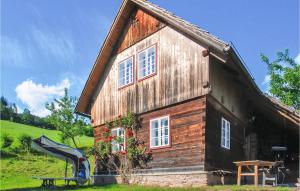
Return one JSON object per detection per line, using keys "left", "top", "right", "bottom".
{"left": 221, "top": 117, "right": 230, "bottom": 149}
{"left": 138, "top": 45, "right": 156, "bottom": 80}
{"left": 111, "top": 127, "right": 125, "bottom": 152}
{"left": 118, "top": 57, "right": 134, "bottom": 88}
{"left": 150, "top": 115, "right": 170, "bottom": 148}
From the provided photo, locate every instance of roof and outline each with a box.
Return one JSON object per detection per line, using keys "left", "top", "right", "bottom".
{"left": 75, "top": 0, "right": 299, "bottom": 125}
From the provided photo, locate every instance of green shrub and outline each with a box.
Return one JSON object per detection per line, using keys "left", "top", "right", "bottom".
{"left": 18, "top": 134, "right": 32, "bottom": 151}
{"left": 1, "top": 133, "right": 14, "bottom": 148}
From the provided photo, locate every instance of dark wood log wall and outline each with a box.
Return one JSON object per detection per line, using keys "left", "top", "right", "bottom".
{"left": 93, "top": 97, "right": 206, "bottom": 169}
{"left": 205, "top": 96, "right": 245, "bottom": 171}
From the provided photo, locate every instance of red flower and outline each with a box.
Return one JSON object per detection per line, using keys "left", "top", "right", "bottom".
{"left": 127, "top": 129, "right": 134, "bottom": 137}
{"left": 107, "top": 136, "right": 113, "bottom": 141}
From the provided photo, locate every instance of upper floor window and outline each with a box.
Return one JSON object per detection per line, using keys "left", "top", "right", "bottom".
{"left": 111, "top": 127, "right": 125, "bottom": 152}
{"left": 150, "top": 116, "right": 169, "bottom": 148}
{"left": 221, "top": 117, "right": 230, "bottom": 149}
{"left": 138, "top": 45, "right": 156, "bottom": 80}
{"left": 119, "top": 57, "right": 133, "bottom": 88}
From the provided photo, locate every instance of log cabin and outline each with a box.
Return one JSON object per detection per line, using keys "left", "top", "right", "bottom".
{"left": 75, "top": 0, "right": 300, "bottom": 186}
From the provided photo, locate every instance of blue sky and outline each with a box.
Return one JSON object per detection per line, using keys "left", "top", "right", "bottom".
{"left": 1, "top": 0, "right": 299, "bottom": 117}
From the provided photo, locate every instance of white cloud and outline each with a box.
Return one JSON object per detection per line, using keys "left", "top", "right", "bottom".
{"left": 295, "top": 53, "right": 300, "bottom": 65}
{"left": 15, "top": 79, "right": 70, "bottom": 117}
{"left": 262, "top": 75, "right": 271, "bottom": 85}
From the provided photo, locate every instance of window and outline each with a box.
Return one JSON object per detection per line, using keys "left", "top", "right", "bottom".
{"left": 111, "top": 127, "right": 125, "bottom": 152}
{"left": 150, "top": 116, "right": 169, "bottom": 148}
{"left": 119, "top": 57, "right": 133, "bottom": 88}
{"left": 138, "top": 45, "right": 156, "bottom": 80}
{"left": 221, "top": 118, "right": 230, "bottom": 149}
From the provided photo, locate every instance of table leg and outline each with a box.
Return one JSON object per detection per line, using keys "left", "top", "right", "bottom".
{"left": 237, "top": 166, "right": 241, "bottom": 186}
{"left": 254, "top": 165, "right": 258, "bottom": 186}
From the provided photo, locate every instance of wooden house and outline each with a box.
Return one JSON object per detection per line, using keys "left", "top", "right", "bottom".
{"left": 76, "top": 0, "right": 299, "bottom": 186}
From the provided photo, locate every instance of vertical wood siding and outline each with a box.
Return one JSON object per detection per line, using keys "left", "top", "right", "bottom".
{"left": 209, "top": 57, "right": 248, "bottom": 122}
{"left": 92, "top": 26, "right": 209, "bottom": 126}
{"left": 116, "top": 9, "right": 164, "bottom": 54}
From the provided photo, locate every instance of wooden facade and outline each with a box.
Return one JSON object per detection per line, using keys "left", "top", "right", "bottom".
{"left": 91, "top": 23, "right": 209, "bottom": 126}
{"left": 77, "top": 0, "right": 299, "bottom": 182}
{"left": 115, "top": 8, "right": 165, "bottom": 54}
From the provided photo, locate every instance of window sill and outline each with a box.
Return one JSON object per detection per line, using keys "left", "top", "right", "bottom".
{"left": 137, "top": 72, "right": 157, "bottom": 82}
{"left": 118, "top": 82, "right": 134, "bottom": 90}
{"left": 150, "top": 144, "right": 171, "bottom": 150}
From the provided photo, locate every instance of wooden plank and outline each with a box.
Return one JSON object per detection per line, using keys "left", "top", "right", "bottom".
{"left": 240, "top": 173, "right": 255, "bottom": 176}
{"left": 254, "top": 165, "right": 258, "bottom": 186}
{"left": 237, "top": 166, "right": 241, "bottom": 186}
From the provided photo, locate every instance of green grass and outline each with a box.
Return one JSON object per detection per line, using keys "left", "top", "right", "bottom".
{"left": 0, "top": 120, "right": 93, "bottom": 148}
{"left": 0, "top": 184, "right": 295, "bottom": 191}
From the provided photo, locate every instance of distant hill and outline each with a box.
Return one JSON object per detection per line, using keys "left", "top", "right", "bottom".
{"left": 0, "top": 120, "right": 93, "bottom": 148}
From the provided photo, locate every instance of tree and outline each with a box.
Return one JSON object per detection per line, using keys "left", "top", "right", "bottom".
{"left": 21, "top": 108, "right": 34, "bottom": 124}
{"left": 46, "top": 88, "right": 89, "bottom": 148}
{"left": 261, "top": 49, "right": 300, "bottom": 110}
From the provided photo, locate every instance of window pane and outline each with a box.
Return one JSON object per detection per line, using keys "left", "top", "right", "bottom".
{"left": 119, "top": 58, "right": 133, "bottom": 87}
{"left": 139, "top": 52, "right": 146, "bottom": 78}
{"left": 164, "top": 126, "right": 168, "bottom": 136}
{"left": 148, "top": 47, "right": 156, "bottom": 74}
{"left": 151, "top": 116, "right": 169, "bottom": 147}
{"left": 151, "top": 120, "right": 159, "bottom": 147}
{"left": 111, "top": 129, "right": 117, "bottom": 136}
{"left": 138, "top": 46, "right": 156, "bottom": 79}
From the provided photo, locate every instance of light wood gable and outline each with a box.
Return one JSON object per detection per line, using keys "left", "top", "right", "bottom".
{"left": 75, "top": 0, "right": 229, "bottom": 117}
{"left": 91, "top": 25, "right": 210, "bottom": 126}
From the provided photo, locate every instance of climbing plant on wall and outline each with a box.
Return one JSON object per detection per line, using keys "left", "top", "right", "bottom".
{"left": 94, "top": 112, "right": 152, "bottom": 184}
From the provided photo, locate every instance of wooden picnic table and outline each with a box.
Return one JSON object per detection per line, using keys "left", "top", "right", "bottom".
{"left": 233, "top": 160, "right": 275, "bottom": 186}
{"left": 32, "top": 176, "right": 80, "bottom": 188}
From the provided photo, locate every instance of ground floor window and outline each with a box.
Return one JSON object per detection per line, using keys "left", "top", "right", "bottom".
{"left": 221, "top": 117, "right": 230, "bottom": 149}
{"left": 111, "top": 127, "right": 125, "bottom": 152}
{"left": 150, "top": 116, "right": 170, "bottom": 148}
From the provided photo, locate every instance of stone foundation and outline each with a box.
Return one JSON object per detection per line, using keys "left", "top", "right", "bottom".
{"left": 92, "top": 171, "right": 235, "bottom": 187}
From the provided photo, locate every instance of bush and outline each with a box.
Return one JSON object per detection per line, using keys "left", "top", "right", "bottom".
{"left": 18, "top": 134, "right": 32, "bottom": 151}
{"left": 1, "top": 133, "right": 14, "bottom": 148}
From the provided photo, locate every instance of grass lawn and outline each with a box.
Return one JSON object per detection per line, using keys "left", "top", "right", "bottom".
{"left": 0, "top": 184, "right": 295, "bottom": 191}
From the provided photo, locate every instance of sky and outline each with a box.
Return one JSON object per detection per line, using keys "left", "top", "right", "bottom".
{"left": 1, "top": 0, "right": 299, "bottom": 117}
